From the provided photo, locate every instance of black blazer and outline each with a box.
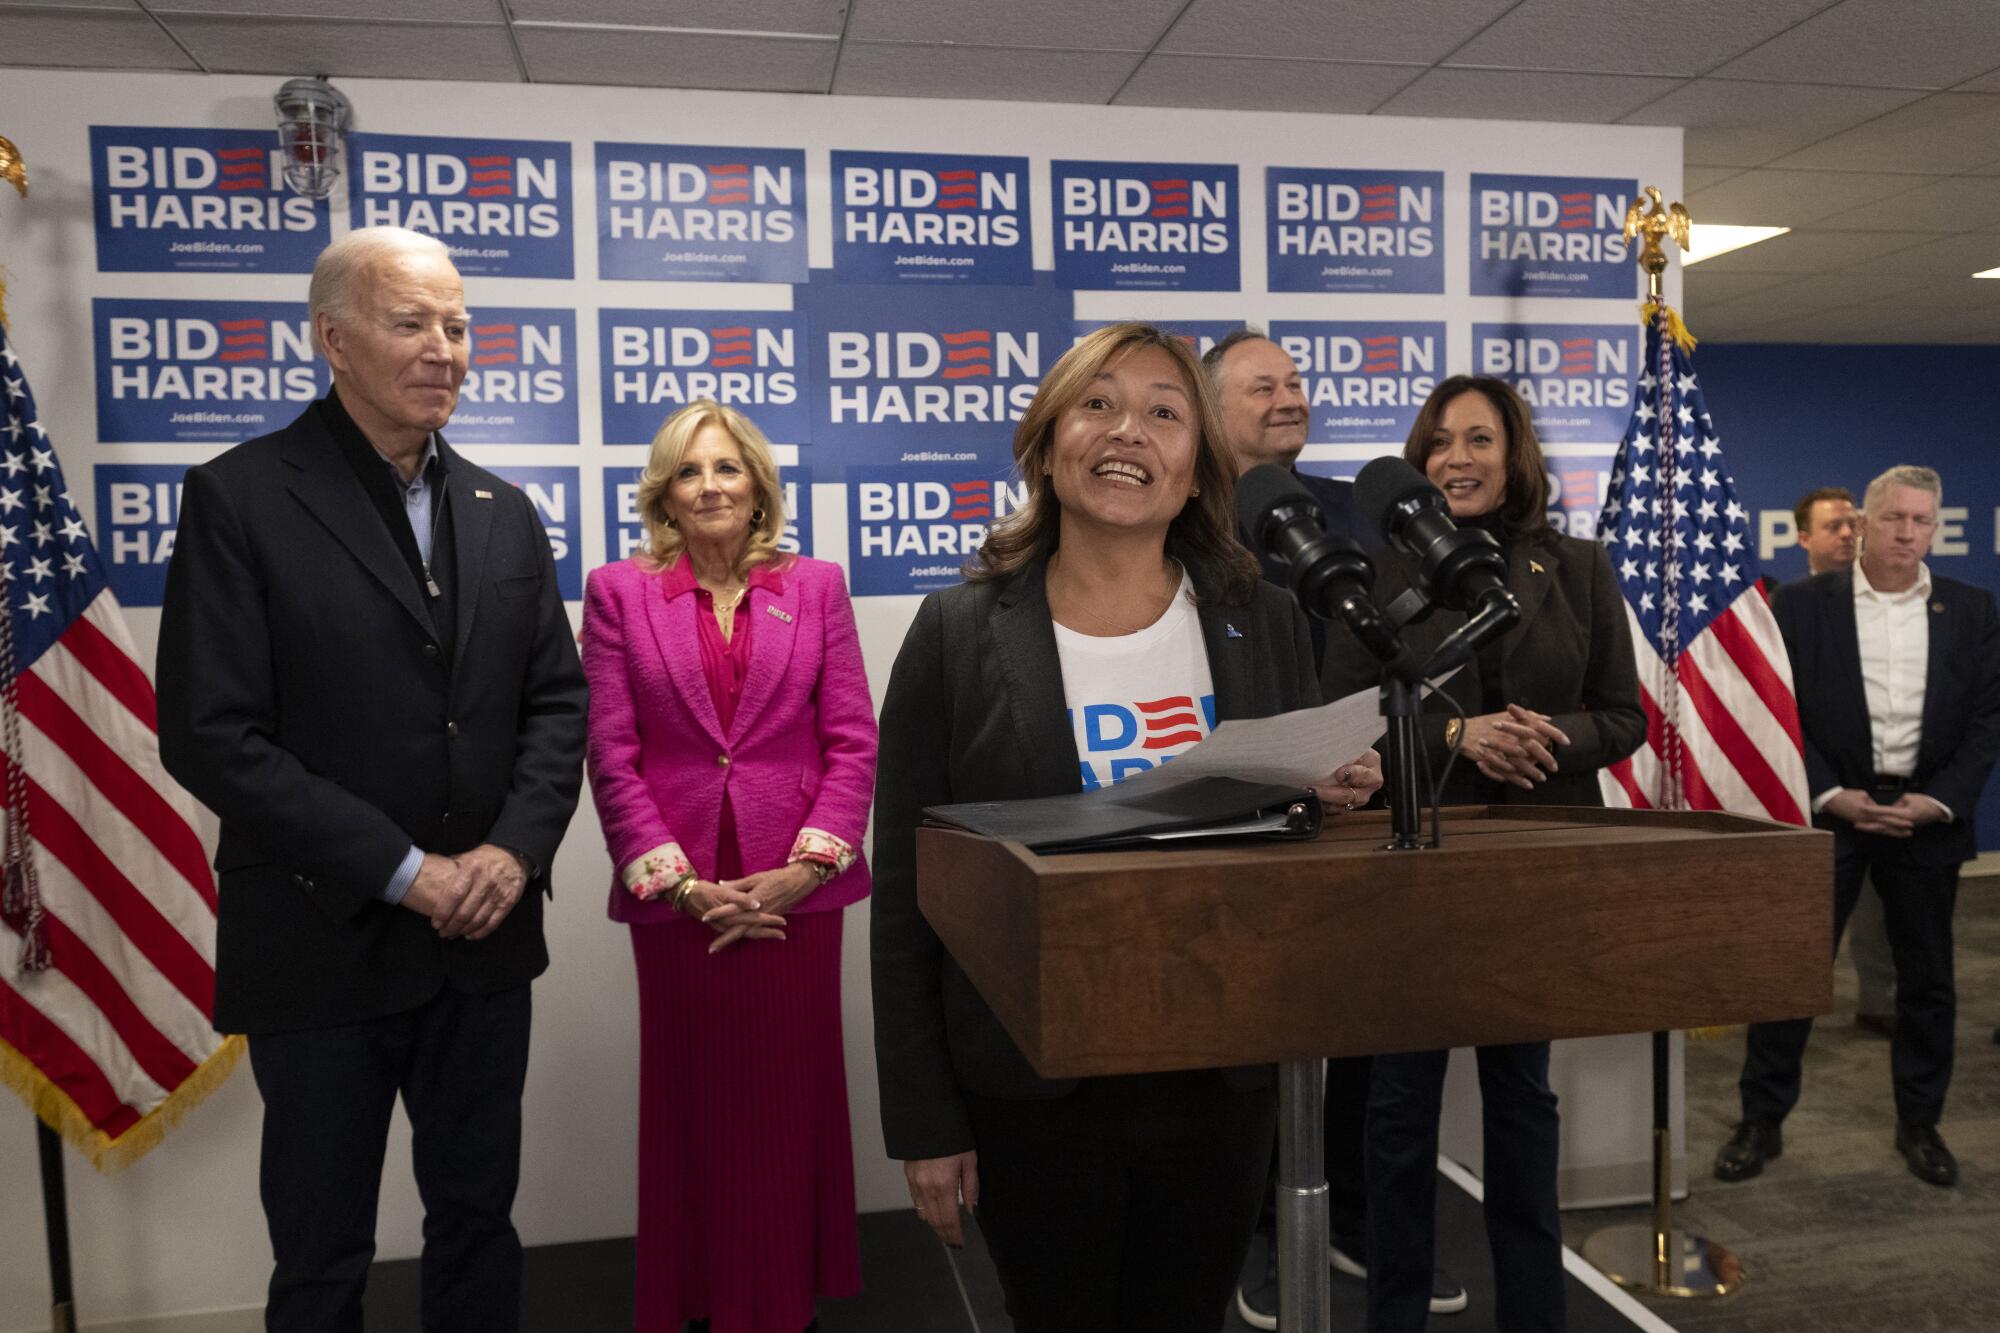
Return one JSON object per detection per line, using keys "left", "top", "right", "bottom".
{"left": 1322, "top": 526, "right": 1644, "bottom": 808}
{"left": 1772, "top": 569, "right": 2000, "bottom": 867}
{"left": 158, "top": 401, "right": 588, "bottom": 1034}
{"left": 870, "top": 562, "right": 1320, "bottom": 1161}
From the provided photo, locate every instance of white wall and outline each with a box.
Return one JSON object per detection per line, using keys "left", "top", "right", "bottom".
{"left": 0, "top": 67, "right": 1679, "bottom": 1328}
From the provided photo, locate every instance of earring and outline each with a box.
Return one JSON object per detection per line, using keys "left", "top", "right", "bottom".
{"left": 1190, "top": 487, "right": 1200, "bottom": 497}
{"left": 752, "top": 507, "right": 766, "bottom": 526}
{"left": 664, "top": 515, "right": 678, "bottom": 529}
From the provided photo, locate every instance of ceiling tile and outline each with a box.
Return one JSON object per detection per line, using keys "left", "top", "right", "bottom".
{"left": 1858, "top": 232, "right": 2000, "bottom": 276}
{"left": 1157, "top": 0, "right": 1515, "bottom": 65}
{"left": 1372, "top": 67, "right": 1683, "bottom": 122}
{"left": 1113, "top": 54, "right": 1421, "bottom": 113}
{"left": 1684, "top": 164, "right": 1745, "bottom": 192}
{"left": 1955, "top": 64, "right": 2000, "bottom": 92}
{"left": 1687, "top": 167, "right": 1931, "bottom": 227}
{"left": 1713, "top": 0, "right": 2000, "bottom": 89}
{"left": 1446, "top": 0, "right": 1833, "bottom": 77}
{"left": 1679, "top": 227, "right": 1932, "bottom": 274}
{"left": 0, "top": 8, "right": 196, "bottom": 69}
{"left": 0, "top": 0, "right": 141, "bottom": 8}
{"left": 505, "top": 0, "right": 848, "bottom": 37}
{"left": 1620, "top": 79, "right": 1924, "bottom": 168}
{"left": 166, "top": 16, "right": 518, "bottom": 80}
{"left": 833, "top": 43, "right": 1137, "bottom": 104}
{"left": 152, "top": 0, "right": 494, "bottom": 17}
{"left": 1811, "top": 175, "right": 2000, "bottom": 232}
{"left": 516, "top": 25, "right": 833, "bottom": 90}
{"left": 845, "top": 0, "right": 1173, "bottom": 51}
{"left": 1682, "top": 268, "right": 1802, "bottom": 310}
{"left": 1769, "top": 93, "right": 2000, "bottom": 174}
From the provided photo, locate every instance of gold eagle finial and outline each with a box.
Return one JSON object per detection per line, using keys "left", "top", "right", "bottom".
{"left": 0, "top": 135, "right": 25, "bottom": 198}
{"left": 1624, "top": 185, "right": 1690, "bottom": 295}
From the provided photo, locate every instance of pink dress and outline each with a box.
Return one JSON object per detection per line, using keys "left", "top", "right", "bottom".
{"left": 628, "top": 560, "right": 863, "bottom": 1332}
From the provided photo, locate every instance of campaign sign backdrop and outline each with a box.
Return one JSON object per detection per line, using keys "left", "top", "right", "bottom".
{"left": 596, "top": 142, "right": 808, "bottom": 283}
{"left": 1266, "top": 167, "right": 1443, "bottom": 294}
{"left": 94, "top": 463, "right": 189, "bottom": 606}
{"left": 486, "top": 465, "right": 582, "bottom": 601}
{"left": 1296, "top": 455, "right": 1610, "bottom": 536}
{"left": 846, "top": 463, "right": 1025, "bottom": 596}
{"left": 349, "top": 132, "right": 574, "bottom": 278}
{"left": 601, "top": 463, "right": 813, "bottom": 563}
{"left": 1269, "top": 320, "right": 1444, "bottom": 445}
{"left": 1470, "top": 173, "right": 1636, "bottom": 299}
{"left": 797, "top": 273, "right": 1070, "bottom": 474}
{"left": 1471, "top": 323, "right": 1638, "bottom": 443}
{"left": 598, "top": 308, "right": 810, "bottom": 446}
{"left": 93, "top": 297, "right": 326, "bottom": 443}
{"left": 831, "top": 149, "right": 1032, "bottom": 285}
{"left": 1051, "top": 160, "right": 1239, "bottom": 291}
{"left": 1071, "top": 318, "right": 1244, "bottom": 361}
{"left": 450, "top": 308, "right": 579, "bottom": 445}
{"left": 90, "top": 125, "right": 330, "bottom": 273}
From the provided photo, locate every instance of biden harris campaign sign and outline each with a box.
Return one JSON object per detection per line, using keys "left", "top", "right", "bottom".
{"left": 95, "top": 464, "right": 190, "bottom": 605}
{"left": 832, "top": 150, "right": 1032, "bottom": 285}
{"left": 1470, "top": 173, "right": 1635, "bottom": 299}
{"left": 1266, "top": 167, "right": 1442, "bottom": 294}
{"left": 450, "top": 308, "right": 578, "bottom": 445}
{"left": 91, "top": 126, "right": 330, "bottom": 272}
{"left": 598, "top": 310, "right": 810, "bottom": 446}
{"left": 1270, "top": 321, "right": 1443, "bottom": 446}
{"left": 486, "top": 466, "right": 581, "bottom": 601}
{"left": 94, "top": 298, "right": 327, "bottom": 442}
{"left": 1072, "top": 319, "right": 1243, "bottom": 361}
{"left": 595, "top": 142, "right": 807, "bottom": 283}
{"left": 1472, "top": 323, "right": 1637, "bottom": 444}
{"left": 1051, "top": 160, "right": 1238, "bottom": 291}
{"left": 846, "top": 464, "right": 1025, "bottom": 596}
{"left": 349, "top": 132, "right": 574, "bottom": 279}
{"left": 602, "top": 464, "right": 813, "bottom": 562}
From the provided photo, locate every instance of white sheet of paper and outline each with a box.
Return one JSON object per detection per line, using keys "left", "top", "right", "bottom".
{"left": 1117, "top": 670, "right": 1460, "bottom": 793}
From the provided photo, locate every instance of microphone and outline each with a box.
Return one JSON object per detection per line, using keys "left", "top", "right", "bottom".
{"left": 1235, "top": 464, "right": 1401, "bottom": 663}
{"left": 1353, "top": 456, "right": 1511, "bottom": 614}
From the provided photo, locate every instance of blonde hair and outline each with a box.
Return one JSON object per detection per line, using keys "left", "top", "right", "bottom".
{"left": 968, "top": 322, "right": 1258, "bottom": 601}
{"left": 632, "top": 400, "right": 787, "bottom": 576}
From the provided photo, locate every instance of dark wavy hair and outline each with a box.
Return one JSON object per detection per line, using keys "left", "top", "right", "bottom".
{"left": 967, "top": 321, "right": 1259, "bottom": 602}
{"left": 1402, "top": 375, "right": 1549, "bottom": 532}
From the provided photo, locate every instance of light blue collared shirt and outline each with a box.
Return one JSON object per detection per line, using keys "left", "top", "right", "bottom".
{"left": 379, "top": 436, "right": 442, "bottom": 907}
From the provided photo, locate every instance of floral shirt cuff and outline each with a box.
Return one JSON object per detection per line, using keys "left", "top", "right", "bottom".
{"left": 789, "top": 827, "right": 857, "bottom": 876}
{"left": 623, "top": 842, "right": 694, "bottom": 901}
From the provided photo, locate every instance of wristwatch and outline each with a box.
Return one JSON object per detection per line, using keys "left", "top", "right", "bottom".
{"left": 1444, "top": 717, "right": 1464, "bottom": 749}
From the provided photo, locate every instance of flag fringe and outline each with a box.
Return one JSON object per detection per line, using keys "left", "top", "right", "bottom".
{"left": 1639, "top": 299, "right": 1697, "bottom": 353}
{"left": 1688, "top": 1025, "right": 1738, "bottom": 1042}
{"left": 0, "top": 1032, "right": 244, "bottom": 1173}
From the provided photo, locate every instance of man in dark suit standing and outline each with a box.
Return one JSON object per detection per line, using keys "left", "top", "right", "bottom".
{"left": 1203, "top": 330, "right": 1465, "bottom": 1327}
{"left": 1715, "top": 465, "right": 2000, "bottom": 1189}
{"left": 157, "top": 226, "right": 588, "bottom": 1330}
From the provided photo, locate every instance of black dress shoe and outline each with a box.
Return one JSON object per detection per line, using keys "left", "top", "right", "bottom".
{"left": 1714, "top": 1120, "right": 1782, "bottom": 1181}
{"left": 1853, "top": 1012, "right": 1894, "bottom": 1038}
{"left": 1895, "top": 1121, "right": 1958, "bottom": 1187}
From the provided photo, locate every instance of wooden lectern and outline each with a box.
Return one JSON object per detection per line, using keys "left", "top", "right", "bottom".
{"left": 917, "top": 805, "right": 1832, "bottom": 1330}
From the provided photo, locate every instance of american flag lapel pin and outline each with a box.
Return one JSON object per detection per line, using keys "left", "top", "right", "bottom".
{"left": 1530, "top": 560, "right": 1545, "bottom": 574}
{"left": 1226, "top": 623, "right": 1243, "bottom": 639}
{"left": 767, "top": 605, "right": 793, "bottom": 623}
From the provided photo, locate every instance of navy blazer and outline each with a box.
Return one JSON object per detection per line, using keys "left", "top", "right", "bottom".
{"left": 1771, "top": 568, "right": 2000, "bottom": 866}
{"left": 870, "top": 562, "right": 1320, "bottom": 1161}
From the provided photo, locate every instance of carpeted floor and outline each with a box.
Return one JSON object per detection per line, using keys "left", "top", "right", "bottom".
{"left": 1561, "top": 873, "right": 2000, "bottom": 1333}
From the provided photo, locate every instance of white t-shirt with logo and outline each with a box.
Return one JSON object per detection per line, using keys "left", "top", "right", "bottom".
{"left": 1054, "top": 571, "right": 1216, "bottom": 791}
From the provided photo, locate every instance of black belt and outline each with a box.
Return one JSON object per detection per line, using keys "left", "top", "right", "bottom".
{"left": 1867, "top": 773, "right": 1914, "bottom": 803}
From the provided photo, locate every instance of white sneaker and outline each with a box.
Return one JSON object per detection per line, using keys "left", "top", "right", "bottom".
{"left": 1328, "top": 1245, "right": 1470, "bottom": 1315}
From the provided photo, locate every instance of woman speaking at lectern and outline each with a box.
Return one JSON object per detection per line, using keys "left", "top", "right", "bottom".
{"left": 1322, "top": 374, "right": 1642, "bottom": 1333}
{"left": 870, "top": 322, "right": 1381, "bottom": 1332}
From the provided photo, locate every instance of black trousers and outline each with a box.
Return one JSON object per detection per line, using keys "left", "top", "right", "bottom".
{"left": 1366, "top": 1044, "right": 1564, "bottom": 1333}
{"left": 1740, "top": 829, "right": 1961, "bottom": 1127}
{"left": 1251, "top": 1055, "right": 1370, "bottom": 1249}
{"left": 964, "top": 1070, "right": 1276, "bottom": 1333}
{"left": 247, "top": 983, "right": 533, "bottom": 1333}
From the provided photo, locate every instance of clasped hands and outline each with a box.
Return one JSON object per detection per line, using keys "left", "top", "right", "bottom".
{"left": 680, "top": 861, "right": 823, "bottom": 954}
{"left": 404, "top": 844, "right": 529, "bottom": 941}
{"left": 1822, "top": 788, "right": 1947, "bottom": 838}
{"left": 1460, "top": 704, "right": 1570, "bottom": 789}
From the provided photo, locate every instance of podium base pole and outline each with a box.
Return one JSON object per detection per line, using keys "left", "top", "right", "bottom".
{"left": 1581, "top": 1224, "right": 1742, "bottom": 1297}
{"left": 1275, "top": 1059, "right": 1330, "bottom": 1333}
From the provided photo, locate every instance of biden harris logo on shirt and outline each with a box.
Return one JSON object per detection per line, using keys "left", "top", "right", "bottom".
{"left": 91, "top": 126, "right": 330, "bottom": 273}
{"left": 1071, "top": 693, "right": 1219, "bottom": 789}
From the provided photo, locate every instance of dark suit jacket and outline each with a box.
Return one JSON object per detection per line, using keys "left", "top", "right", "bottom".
{"left": 870, "top": 562, "right": 1320, "bottom": 1161}
{"left": 1772, "top": 568, "right": 2000, "bottom": 867}
{"left": 158, "top": 398, "right": 588, "bottom": 1035}
{"left": 1321, "top": 526, "right": 1644, "bottom": 807}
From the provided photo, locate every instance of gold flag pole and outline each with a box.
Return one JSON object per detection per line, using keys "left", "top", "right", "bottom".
{"left": 1578, "top": 187, "right": 1742, "bottom": 1302}
{"left": 0, "top": 133, "right": 28, "bottom": 332}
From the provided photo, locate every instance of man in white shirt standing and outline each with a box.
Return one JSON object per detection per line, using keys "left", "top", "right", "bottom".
{"left": 1716, "top": 466, "right": 2000, "bottom": 1188}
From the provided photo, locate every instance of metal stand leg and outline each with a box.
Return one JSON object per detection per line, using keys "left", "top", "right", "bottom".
{"left": 1582, "top": 1031, "right": 1742, "bottom": 1297}
{"left": 1276, "top": 1059, "right": 1330, "bottom": 1333}
{"left": 38, "top": 1120, "right": 79, "bottom": 1333}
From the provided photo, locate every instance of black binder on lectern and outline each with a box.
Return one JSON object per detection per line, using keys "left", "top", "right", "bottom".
{"left": 924, "top": 776, "right": 1322, "bottom": 854}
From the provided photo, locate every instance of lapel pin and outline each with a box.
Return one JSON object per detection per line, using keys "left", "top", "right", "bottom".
{"left": 1225, "top": 623, "right": 1243, "bottom": 639}
{"left": 1530, "top": 559, "right": 1545, "bottom": 574}
{"left": 474, "top": 488, "right": 493, "bottom": 499}
{"left": 767, "top": 605, "right": 793, "bottom": 623}
{"left": 1932, "top": 601, "right": 1944, "bottom": 614}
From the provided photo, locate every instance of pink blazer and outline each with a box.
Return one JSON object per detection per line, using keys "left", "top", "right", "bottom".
{"left": 582, "top": 554, "right": 877, "bottom": 924}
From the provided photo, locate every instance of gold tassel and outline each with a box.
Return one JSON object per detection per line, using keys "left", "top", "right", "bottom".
{"left": 1688, "top": 1025, "right": 1738, "bottom": 1042}
{"left": 1639, "top": 299, "right": 1697, "bottom": 354}
{"left": 2, "top": 1033, "right": 246, "bottom": 1173}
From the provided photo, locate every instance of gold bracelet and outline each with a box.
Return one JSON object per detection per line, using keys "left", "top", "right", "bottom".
{"left": 669, "top": 872, "right": 699, "bottom": 914}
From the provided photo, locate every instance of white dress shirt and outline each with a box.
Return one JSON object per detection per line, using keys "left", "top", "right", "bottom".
{"left": 1811, "top": 561, "right": 1951, "bottom": 820}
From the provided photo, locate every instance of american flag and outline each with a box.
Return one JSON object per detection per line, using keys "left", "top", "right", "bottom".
{"left": 1595, "top": 309, "right": 1810, "bottom": 822}
{"left": 0, "top": 320, "right": 238, "bottom": 1169}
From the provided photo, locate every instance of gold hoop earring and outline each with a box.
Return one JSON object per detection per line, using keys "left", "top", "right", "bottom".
{"left": 751, "top": 507, "right": 766, "bottom": 526}
{"left": 664, "top": 515, "right": 677, "bottom": 530}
